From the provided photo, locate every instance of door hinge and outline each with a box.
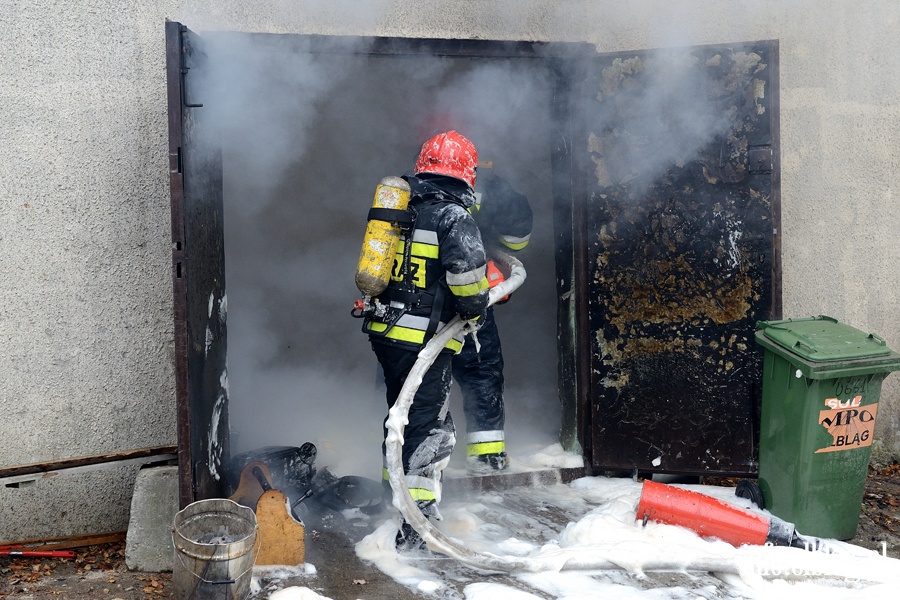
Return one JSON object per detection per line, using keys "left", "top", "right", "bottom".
{"left": 180, "top": 25, "right": 203, "bottom": 108}
{"left": 170, "top": 147, "right": 182, "bottom": 174}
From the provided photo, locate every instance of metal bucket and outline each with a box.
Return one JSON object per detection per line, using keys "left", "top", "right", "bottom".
{"left": 172, "top": 498, "right": 258, "bottom": 600}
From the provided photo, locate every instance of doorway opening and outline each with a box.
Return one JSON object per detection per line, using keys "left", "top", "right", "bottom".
{"left": 217, "top": 35, "right": 562, "bottom": 488}
{"left": 166, "top": 24, "right": 780, "bottom": 503}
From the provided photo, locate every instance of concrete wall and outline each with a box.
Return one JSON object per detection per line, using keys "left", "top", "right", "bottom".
{"left": 1, "top": 0, "right": 897, "bottom": 540}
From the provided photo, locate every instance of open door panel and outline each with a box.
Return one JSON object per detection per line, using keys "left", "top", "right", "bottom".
{"left": 564, "top": 41, "right": 781, "bottom": 476}
{"left": 165, "top": 22, "right": 230, "bottom": 505}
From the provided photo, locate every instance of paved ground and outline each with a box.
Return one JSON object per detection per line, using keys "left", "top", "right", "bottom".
{"left": 1, "top": 464, "right": 898, "bottom": 599}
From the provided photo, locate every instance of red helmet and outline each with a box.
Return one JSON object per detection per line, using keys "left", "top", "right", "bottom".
{"left": 414, "top": 130, "right": 478, "bottom": 189}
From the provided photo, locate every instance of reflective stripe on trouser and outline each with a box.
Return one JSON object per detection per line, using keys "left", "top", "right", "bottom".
{"left": 382, "top": 468, "right": 443, "bottom": 503}
{"left": 366, "top": 313, "right": 464, "bottom": 353}
{"left": 374, "top": 344, "right": 457, "bottom": 506}
{"left": 466, "top": 430, "right": 505, "bottom": 456}
{"left": 452, "top": 307, "right": 505, "bottom": 443}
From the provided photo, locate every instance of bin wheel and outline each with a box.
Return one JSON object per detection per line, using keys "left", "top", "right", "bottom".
{"left": 736, "top": 479, "right": 765, "bottom": 509}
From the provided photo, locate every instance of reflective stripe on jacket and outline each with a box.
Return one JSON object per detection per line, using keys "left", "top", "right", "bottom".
{"left": 366, "top": 313, "right": 464, "bottom": 353}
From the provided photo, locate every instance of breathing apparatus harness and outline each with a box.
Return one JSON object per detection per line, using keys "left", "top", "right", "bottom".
{"left": 353, "top": 175, "right": 471, "bottom": 345}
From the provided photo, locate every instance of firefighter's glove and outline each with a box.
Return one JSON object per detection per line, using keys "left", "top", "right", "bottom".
{"left": 460, "top": 309, "right": 487, "bottom": 333}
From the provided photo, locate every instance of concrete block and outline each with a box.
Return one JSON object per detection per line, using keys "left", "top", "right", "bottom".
{"left": 125, "top": 465, "right": 178, "bottom": 572}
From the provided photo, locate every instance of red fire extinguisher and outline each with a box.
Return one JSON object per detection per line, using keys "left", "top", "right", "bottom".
{"left": 486, "top": 259, "right": 510, "bottom": 303}
{"left": 636, "top": 480, "right": 830, "bottom": 550}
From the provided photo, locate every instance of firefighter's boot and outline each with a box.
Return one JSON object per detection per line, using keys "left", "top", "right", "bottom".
{"left": 395, "top": 500, "right": 440, "bottom": 552}
{"left": 395, "top": 519, "right": 426, "bottom": 552}
{"left": 466, "top": 451, "right": 509, "bottom": 475}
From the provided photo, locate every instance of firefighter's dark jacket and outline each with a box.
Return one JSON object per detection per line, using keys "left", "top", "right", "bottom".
{"left": 364, "top": 174, "right": 489, "bottom": 353}
{"left": 473, "top": 170, "right": 533, "bottom": 254}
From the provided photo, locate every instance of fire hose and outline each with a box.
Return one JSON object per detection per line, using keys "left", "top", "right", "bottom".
{"left": 383, "top": 251, "right": 528, "bottom": 573}
{"left": 382, "top": 254, "right": 900, "bottom": 583}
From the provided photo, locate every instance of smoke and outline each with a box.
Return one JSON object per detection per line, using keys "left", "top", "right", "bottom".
{"left": 417, "top": 60, "right": 554, "bottom": 162}
{"left": 180, "top": 7, "right": 750, "bottom": 480}
{"left": 187, "top": 30, "right": 558, "bottom": 477}
{"left": 193, "top": 33, "right": 364, "bottom": 212}
{"left": 578, "top": 49, "right": 733, "bottom": 198}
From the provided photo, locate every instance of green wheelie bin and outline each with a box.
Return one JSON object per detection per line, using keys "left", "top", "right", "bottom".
{"left": 753, "top": 316, "right": 900, "bottom": 540}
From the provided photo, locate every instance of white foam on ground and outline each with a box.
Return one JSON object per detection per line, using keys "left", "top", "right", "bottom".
{"left": 358, "top": 444, "right": 900, "bottom": 599}
{"left": 249, "top": 444, "right": 899, "bottom": 599}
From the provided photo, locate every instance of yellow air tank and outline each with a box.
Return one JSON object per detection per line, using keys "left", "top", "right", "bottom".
{"left": 355, "top": 176, "right": 411, "bottom": 296}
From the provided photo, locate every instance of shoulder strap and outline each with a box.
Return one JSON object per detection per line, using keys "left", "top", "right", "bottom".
{"left": 367, "top": 207, "right": 415, "bottom": 226}
{"left": 423, "top": 278, "right": 447, "bottom": 342}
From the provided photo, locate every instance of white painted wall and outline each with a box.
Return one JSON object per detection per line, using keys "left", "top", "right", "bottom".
{"left": 1, "top": 0, "right": 897, "bottom": 540}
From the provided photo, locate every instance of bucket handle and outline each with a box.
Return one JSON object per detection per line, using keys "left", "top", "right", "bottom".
{"left": 171, "top": 528, "right": 261, "bottom": 586}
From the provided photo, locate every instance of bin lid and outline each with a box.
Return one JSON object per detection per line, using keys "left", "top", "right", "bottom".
{"left": 755, "top": 316, "right": 900, "bottom": 379}
{"left": 758, "top": 316, "right": 891, "bottom": 361}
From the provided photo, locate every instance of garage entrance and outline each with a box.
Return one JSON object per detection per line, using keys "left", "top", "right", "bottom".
{"left": 165, "top": 22, "right": 780, "bottom": 504}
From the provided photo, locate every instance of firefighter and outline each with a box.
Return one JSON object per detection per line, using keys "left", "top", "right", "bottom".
{"left": 362, "top": 130, "right": 490, "bottom": 551}
{"left": 454, "top": 162, "right": 533, "bottom": 473}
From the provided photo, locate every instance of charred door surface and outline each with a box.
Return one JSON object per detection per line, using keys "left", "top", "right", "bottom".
{"left": 166, "top": 22, "right": 230, "bottom": 504}
{"left": 572, "top": 42, "right": 781, "bottom": 475}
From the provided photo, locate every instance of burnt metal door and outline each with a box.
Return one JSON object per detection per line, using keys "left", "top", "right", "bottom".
{"left": 566, "top": 41, "right": 781, "bottom": 476}
{"left": 165, "top": 22, "right": 230, "bottom": 505}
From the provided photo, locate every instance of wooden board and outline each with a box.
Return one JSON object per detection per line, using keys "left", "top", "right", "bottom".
{"left": 255, "top": 490, "right": 305, "bottom": 566}
{"left": 229, "top": 460, "right": 305, "bottom": 565}
{"left": 0, "top": 531, "right": 126, "bottom": 551}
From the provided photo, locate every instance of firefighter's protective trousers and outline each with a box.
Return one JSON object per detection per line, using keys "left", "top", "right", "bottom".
{"left": 374, "top": 343, "right": 455, "bottom": 508}
{"left": 452, "top": 306, "right": 506, "bottom": 457}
